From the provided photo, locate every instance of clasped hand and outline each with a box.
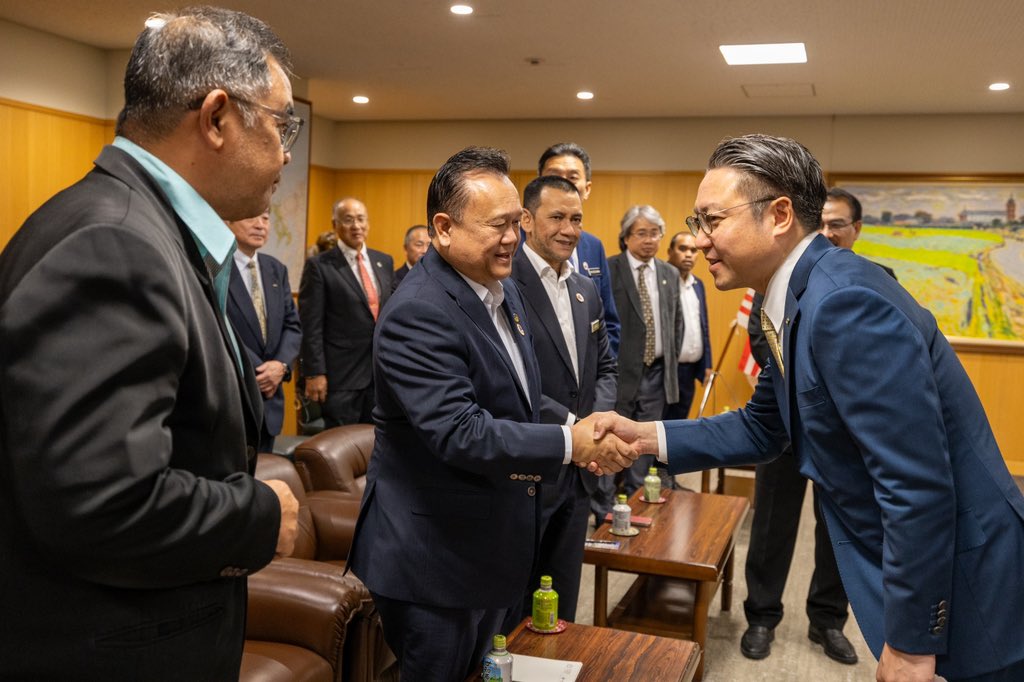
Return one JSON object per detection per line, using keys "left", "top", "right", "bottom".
{"left": 569, "top": 412, "right": 662, "bottom": 475}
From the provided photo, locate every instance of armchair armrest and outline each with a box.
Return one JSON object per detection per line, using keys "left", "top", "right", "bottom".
{"left": 246, "top": 557, "right": 374, "bottom": 668}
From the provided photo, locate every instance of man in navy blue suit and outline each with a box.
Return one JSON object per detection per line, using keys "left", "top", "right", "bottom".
{"left": 509, "top": 175, "right": 618, "bottom": 625}
{"left": 663, "top": 231, "right": 711, "bottom": 420}
{"left": 347, "top": 147, "right": 635, "bottom": 681}
{"left": 593, "top": 134, "right": 1024, "bottom": 682}
{"left": 538, "top": 143, "right": 620, "bottom": 356}
{"left": 226, "top": 212, "right": 302, "bottom": 453}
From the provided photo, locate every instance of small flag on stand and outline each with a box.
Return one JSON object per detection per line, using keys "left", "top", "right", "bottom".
{"left": 735, "top": 289, "right": 761, "bottom": 378}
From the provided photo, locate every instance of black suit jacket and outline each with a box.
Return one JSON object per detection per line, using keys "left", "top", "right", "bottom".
{"left": 394, "top": 262, "right": 411, "bottom": 288}
{"left": 227, "top": 253, "right": 302, "bottom": 436}
{"left": 298, "top": 245, "right": 393, "bottom": 390}
{"left": 608, "top": 253, "right": 683, "bottom": 410}
{"left": 511, "top": 248, "right": 617, "bottom": 423}
{"left": 0, "top": 145, "right": 280, "bottom": 678}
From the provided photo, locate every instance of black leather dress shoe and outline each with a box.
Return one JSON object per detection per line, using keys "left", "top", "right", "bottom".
{"left": 740, "top": 625, "right": 774, "bottom": 660}
{"left": 808, "top": 624, "right": 858, "bottom": 664}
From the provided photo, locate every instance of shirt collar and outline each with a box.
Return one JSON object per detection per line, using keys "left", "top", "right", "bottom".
{"left": 522, "top": 242, "right": 572, "bottom": 283}
{"left": 763, "top": 231, "right": 817, "bottom": 332}
{"left": 233, "top": 248, "right": 257, "bottom": 271}
{"left": 625, "top": 249, "right": 652, "bottom": 271}
{"left": 338, "top": 240, "right": 369, "bottom": 262}
{"left": 680, "top": 272, "right": 695, "bottom": 289}
{"left": 457, "top": 271, "right": 505, "bottom": 309}
{"left": 112, "top": 136, "right": 235, "bottom": 265}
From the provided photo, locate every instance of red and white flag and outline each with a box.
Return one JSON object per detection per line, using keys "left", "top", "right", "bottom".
{"left": 736, "top": 289, "right": 761, "bottom": 378}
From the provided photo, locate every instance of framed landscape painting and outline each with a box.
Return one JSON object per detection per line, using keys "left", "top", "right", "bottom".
{"left": 831, "top": 176, "right": 1024, "bottom": 344}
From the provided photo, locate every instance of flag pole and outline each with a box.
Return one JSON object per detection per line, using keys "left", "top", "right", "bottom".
{"left": 697, "top": 318, "right": 739, "bottom": 418}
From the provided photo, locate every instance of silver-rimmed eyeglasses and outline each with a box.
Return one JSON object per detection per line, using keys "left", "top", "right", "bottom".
{"left": 233, "top": 97, "right": 304, "bottom": 153}
{"left": 686, "top": 196, "right": 777, "bottom": 237}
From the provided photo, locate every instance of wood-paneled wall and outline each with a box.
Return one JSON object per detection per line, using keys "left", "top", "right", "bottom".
{"left": 2, "top": 101, "right": 1021, "bottom": 474}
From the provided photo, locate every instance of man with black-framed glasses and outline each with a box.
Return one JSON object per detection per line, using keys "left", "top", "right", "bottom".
{"left": 591, "top": 134, "right": 1024, "bottom": 682}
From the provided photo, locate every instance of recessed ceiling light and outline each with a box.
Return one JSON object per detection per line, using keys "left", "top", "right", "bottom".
{"left": 353, "top": 95, "right": 369, "bottom": 104}
{"left": 450, "top": 4, "right": 473, "bottom": 15}
{"left": 576, "top": 91, "right": 594, "bottom": 101}
{"left": 144, "top": 16, "right": 166, "bottom": 29}
{"left": 719, "top": 43, "right": 807, "bottom": 66}
{"left": 989, "top": 82, "right": 1010, "bottom": 91}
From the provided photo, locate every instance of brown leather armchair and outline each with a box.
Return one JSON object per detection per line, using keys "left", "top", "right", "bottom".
{"left": 292, "top": 424, "right": 374, "bottom": 496}
{"left": 241, "top": 453, "right": 394, "bottom": 682}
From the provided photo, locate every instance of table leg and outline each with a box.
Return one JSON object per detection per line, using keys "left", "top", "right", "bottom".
{"left": 693, "top": 580, "right": 712, "bottom": 681}
{"left": 722, "top": 546, "right": 734, "bottom": 612}
{"left": 700, "top": 470, "right": 711, "bottom": 493}
{"left": 593, "top": 566, "right": 608, "bottom": 627}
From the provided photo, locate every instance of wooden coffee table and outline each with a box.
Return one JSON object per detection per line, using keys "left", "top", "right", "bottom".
{"left": 584, "top": 489, "right": 749, "bottom": 680}
{"left": 466, "top": 618, "right": 701, "bottom": 681}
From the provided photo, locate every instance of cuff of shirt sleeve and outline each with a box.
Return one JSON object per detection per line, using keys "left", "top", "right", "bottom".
{"left": 561, "top": 425, "right": 573, "bottom": 465}
{"left": 565, "top": 411, "right": 576, "bottom": 426}
{"left": 656, "top": 421, "right": 668, "bottom": 463}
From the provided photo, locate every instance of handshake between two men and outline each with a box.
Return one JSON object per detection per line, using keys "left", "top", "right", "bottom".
{"left": 568, "top": 412, "right": 662, "bottom": 476}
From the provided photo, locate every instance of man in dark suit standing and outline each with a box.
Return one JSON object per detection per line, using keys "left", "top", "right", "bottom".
{"left": 663, "top": 231, "right": 711, "bottom": 420}
{"left": 348, "top": 147, "right": 635, "bottom": 681}
{"left": 538, "top": 142, "right": 621, "bottom": 356}
{"left": 394, "top": 223, "right": 430, "bottom": 287}
{"left": 226, "top": 211, "right": 302, "bottom": 454}
{"left": 0, "top": 8, "right": 299, "bottom": 678}
{"left": 509, "top": 175, "right": 618, "bottom": 624}
{"left": 609, "top": 205, "right": 682, "bottom": 493}
{"left": 595, "top": 134, "right": 1024, "bottom": 682}
{"left": 299, "top": 197, "right": 393, "bottom": 426}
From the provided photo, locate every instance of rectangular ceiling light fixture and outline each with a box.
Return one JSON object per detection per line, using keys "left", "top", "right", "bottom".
{"left": 720, "top": 42, "right": 807, "bottom": 65}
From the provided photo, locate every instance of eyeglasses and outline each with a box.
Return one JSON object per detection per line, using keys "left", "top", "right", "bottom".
{"left": 232, "top": 96, "right": 304, "bottom": 153}
{"left": 629, "top": 230, "right": 663, "bottom": 241}
{"left": 821, "top": 219, "right": 858, "bottom": 231}
{"left": 686, "top": 196, "right": 777, "bottom": 237}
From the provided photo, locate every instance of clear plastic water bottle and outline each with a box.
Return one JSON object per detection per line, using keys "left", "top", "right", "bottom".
{"left": 612, "top": 493, "right": 631, "bottom": 534}
{"left": 531, "top": 575, "right": 559, "bottom": 632}
{"left": 643, "top": 466, "right": 661, "bottom": 502}
{"left": 481, "top": 634, "right": 513, "bottom": 681}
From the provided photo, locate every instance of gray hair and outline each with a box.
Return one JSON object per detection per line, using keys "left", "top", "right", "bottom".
{"left": 117, "top": 6, "right": 291, "bottom": 139}
{"left": 707, "top": 134, "right": 826, "bottom": 234}
{"left": 618, "top": 204, "right": 665, "bottom": 251}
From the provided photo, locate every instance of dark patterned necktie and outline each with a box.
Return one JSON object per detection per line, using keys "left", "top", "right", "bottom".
{"left": 637, "top": 263, "right": 656, "bottom": 366}
{"left": 760, "top": 307, "right": 784, "bottom": 377}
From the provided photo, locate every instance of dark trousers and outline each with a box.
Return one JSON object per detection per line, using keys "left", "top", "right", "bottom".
{"left": 663, "top": 362, "right": 701, "bottom": 420}
{"left": 371, "top": 592, "right": 510, "bottom": 681}
{"left": 743, "top": 450, "right": 849, "bottom": 631}
{"left": 621, "top": 360, "right": 673, "bottom": 494}
{"left": 950, "top": 658, "right": 1024, "bottom": 682}
{"left": 508, "top": 467, "right": 590, "bottom": 630}
{"left": 323, "top": 385, "right": 374, "bottom": 427}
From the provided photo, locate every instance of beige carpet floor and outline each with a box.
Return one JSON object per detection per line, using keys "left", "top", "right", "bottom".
{"left": 572, "top": 471, "right": 878, "bottom": 681}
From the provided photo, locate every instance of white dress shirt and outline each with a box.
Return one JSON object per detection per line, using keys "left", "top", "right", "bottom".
{"left": 677, "top": 274, "right": 703, "bottom": 363}
{"left": 625, "top": 250, "right": 662, "bottom": 360}
{"left": 522, "top": 243, "right": 579, "bottom": 381}
{"left": 338, "top": 241, "right": 380, "bottom": 297}
{"left": 232, "top": 249, "right": 260, "bottom": 296}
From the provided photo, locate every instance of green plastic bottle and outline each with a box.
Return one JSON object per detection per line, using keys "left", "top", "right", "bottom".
{"left": 643, "top": 466, "right": 661, "bottom": 502}
{"left": 531, "top": 575, "right": 558, "bottom": 631}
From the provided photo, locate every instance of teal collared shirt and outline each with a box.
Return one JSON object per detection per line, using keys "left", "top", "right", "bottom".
{"left": 112, "top": 136, "right": 242, "bottom": 368}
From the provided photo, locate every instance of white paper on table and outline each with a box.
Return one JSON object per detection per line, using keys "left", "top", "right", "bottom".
{"left": 511, "top": 653, "right": 582, "bottom": 681}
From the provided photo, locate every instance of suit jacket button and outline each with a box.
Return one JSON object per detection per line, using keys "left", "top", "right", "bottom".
{"left": 938, "top": 599, "right": 948, "bottom": 609}
{"left": 936, "top": 615, "right": 947, "bottom": 626}
{"left": 527, "top": 486, "right": 536, "bottom": 496}
{"left": 509, "top": 474, "right": 518, "bottom": 480}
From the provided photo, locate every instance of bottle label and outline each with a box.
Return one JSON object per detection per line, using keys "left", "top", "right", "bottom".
{"left": 482, "top": 654, "right": 512, "bottom": 680}
{"left": 532, "top": 591, "right": 559, "bottom": 631}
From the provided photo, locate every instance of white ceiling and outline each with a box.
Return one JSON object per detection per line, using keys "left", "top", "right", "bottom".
{"left": 2, "top": 0, "right": 1022, "bottom": 121}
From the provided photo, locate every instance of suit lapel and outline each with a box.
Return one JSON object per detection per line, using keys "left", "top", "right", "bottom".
{"left": 614, "top": 255, "right": 644, "bottom": 320}
{"left": 567, "top": 275, "right": 590, "bottom": 379}
{"left": 655, "top": 260, "right": 679, "bottom": 352}
{"left": 327, "top": 247, "right": 369, "bottom": 307}
{"left": 261, "top": 259, "right": 283, "bottom": 349}
{"left": 513, "top": 251, "right": 577, "bottom": 384}
{"left": 501, "top": 284, "right": 540, "bottom": 413}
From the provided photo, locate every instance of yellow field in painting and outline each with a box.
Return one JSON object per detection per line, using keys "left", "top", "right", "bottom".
{"left": 854, "top": 226, "right": 1024, "bottom": 339}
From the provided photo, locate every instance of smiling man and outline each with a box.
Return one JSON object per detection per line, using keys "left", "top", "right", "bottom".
{"left": 509, "top": 175, "right": 617, "bottom": 625}
{"left": 593, "top": 134, "right": 1024, "bottom": 682}
{"left": 299, "top": 196, "right": 393, "bottom": 426}
{"left": 348, "top": 147, "right": 635, "bottom": 681}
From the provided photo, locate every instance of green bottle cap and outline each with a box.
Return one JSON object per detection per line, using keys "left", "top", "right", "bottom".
{"left": 648, "top": 466, "right": 658, "bottom": 475}
{"left": 493, "top": 634, "right": 506, "bottom": 649}
{"left": 616, "top": 493, "right": 627, "bottom": 503}
{"left": 540, "top": 575, "right": 553, "bottom": 588}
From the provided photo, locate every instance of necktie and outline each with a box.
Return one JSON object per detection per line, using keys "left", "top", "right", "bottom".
{"left": 760, "top": 307, "right": 785, "bottom": 377}
{"left": 247, "top": 259, "right": 267, "bottom": 342}
{"left": 637, "top": 263, "right": 656, "bottom": 366}
{"left": 356, "top": 251, "right": 380, "bottom": 320}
